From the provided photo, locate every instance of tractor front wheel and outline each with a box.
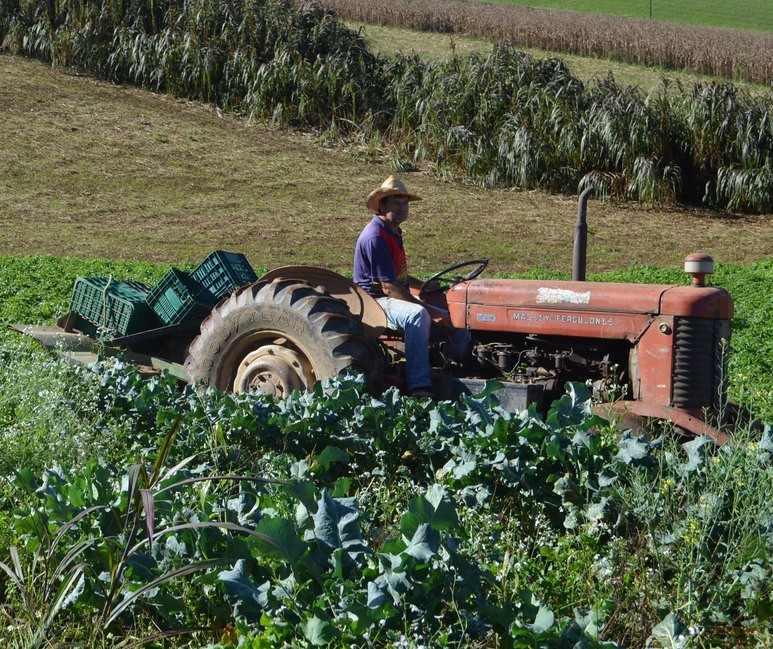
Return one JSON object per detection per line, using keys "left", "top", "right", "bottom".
{"left": 184, "top": 279, "right": 381, "bottom": 397}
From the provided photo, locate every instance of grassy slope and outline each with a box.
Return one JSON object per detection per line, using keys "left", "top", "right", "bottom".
{"left": 3, "top": 53, "right": 773, "bottom": 279}
{"left": 485, "top": 0, "right": 773, "bottom": 31}
{"left": 350, "top": 21, "right": 768, "bottom": 91}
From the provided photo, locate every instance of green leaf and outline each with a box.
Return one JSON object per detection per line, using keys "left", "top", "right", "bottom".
{"left": 218, "top": 559, "right": 265, "bottom": 623}
{"left": 547, "top": 382, "right": 593, "bottom": 427}
{"left": 313, "top": 446, "right": 350, "bottom": 472}
{"left": 480, "top": 601, "right": 520, "bottom": 633}
{"left": 367, "top": 581, "right": 386, "bottom": 609}
{"left": 283, "top": 479, "right": 318, "bottom": 516}
{"left": 140, "top": 488, "right": 155, "bottom": 553}
{"left": 251, "top": 518, "right": 306, "bottom": 567}
{"left": 106, "top": 558, "right": 228, "bottom": 627}
{"left": 562, "top": 503, "right": 580, "bottom": 530}
{"left": 680, "top": 436, "right": 712, "bottom": 474}
{"left": 67, "top": 483, "right": 85, "bottom": 508}
{"left": 574, "top": 607, "right": 602, "bottom": 637}
{"left": 528, "top": 605, "right": 555, "bottom": 634}
{"left": 312, "top": 491, "right": 367, "bottom": 554}
{"left": 400, "top": 485, "right": 459, "bottom": 539}
{"left": 376, "top": 552, "right": 412, "bottom": 600}
{"left": 648, "top": 612, "right": 687, "bottom": 648}
{"left": 51, "top": 567, "right": 85, "bottom": 613}
{"left": 425, "top": 484, "right": 459, "bottom": 524}
{"left": 302, "top": 615, "right": 338, "bottom": 646}
{"left": 737, "top": 560, "right": 769, "bottom": 600}
{"left": 451, "top": 458, "right": 478, "bottom": 480}
{"left": 332, "top": 477, "right": 352, "bottom": 498}
{"left": 584, "top": 497, "right": 612, "bottom": 522}
{"left": 404, "top": 523, "right": 440, "bottom": 564}
{"left": 614, "top": 432, "right": 654, "bottom": 464}
{"left": 597, "top": 470, "right": 618, "bottom": 488}
{"left": 553, "top": 474, "right": 578, "bottom": 498}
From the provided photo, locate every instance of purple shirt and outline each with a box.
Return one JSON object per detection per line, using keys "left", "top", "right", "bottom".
{"left": 354, "top": 216, "right": 409, "bottom": 298}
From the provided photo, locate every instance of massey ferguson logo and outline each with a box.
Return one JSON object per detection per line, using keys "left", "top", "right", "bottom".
{"left": 536, "top": 288, "right": 591, "bottom": 304}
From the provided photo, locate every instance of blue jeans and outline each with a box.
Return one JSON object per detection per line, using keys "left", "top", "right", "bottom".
{"left": 376, "top": 297, "right": 471, "bottom": 390}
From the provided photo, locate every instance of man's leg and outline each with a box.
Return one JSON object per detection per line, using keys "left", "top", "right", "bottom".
{"left": 434, "top": 321, "right": 471, "bottom": 361}
{"left": 376, "top": 297, "right": 432, "bottom": 390}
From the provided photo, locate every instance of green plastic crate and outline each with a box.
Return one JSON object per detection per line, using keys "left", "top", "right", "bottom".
{"left": 191, "top": 250, "right": 257, "bottom": 305}
{"left": 146, "top": 268, "right": 211, "bottom": 325}
{"left": 69, "top": 277, "right": 159, "bottom": 337}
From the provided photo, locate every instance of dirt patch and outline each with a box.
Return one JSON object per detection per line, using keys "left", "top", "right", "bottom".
{"left": 2, "top": 54, "right": 771, "bottom": 276}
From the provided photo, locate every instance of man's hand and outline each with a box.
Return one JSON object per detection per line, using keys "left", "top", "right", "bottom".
{"left": 419, "top": 278, "right": 442, "bottom": 294}
{"left": 381, "top": 280, "right": 415, "bottom": 302}
{"left": 382, "top": 280, "right": 452, "bottom": 326}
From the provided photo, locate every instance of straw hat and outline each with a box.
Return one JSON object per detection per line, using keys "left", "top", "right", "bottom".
{"left": 366, "top": 176, "right": 422, "bottom": 213}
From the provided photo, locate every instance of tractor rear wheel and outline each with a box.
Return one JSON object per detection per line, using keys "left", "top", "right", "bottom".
{"left": 184, "top": 279, "right": 382, "bottom": 397}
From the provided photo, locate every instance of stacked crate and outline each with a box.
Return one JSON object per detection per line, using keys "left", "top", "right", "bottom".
{"left": 69, "top": 251, "right": 258, "bottom": 336}
{"left": 145, "top": 268, "right": 211, "bottom": 326}
{"left": 146, "top": 251, "right": 258, "bottom": 325}
{"left": 69, "top": 277, "right": 159, "bottom": 337}
{"left": 190, "top": 251, "right": 258, "bottom": 304}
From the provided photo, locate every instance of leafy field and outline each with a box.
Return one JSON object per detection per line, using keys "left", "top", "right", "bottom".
{"left": 485, "top": 0, "right": 773, "bottom": 31}
{"left": 2, "top": 1, "right": 773, "bottom": 643}
{"left": 1, "top": 255, "right": 772, "bottom": 648}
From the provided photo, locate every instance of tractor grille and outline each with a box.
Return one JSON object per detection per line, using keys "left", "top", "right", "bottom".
{"left": 672, "top": 317, "right": 731, "bottom": 410}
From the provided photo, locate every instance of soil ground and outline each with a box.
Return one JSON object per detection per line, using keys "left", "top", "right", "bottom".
{"left": 2, "top": 53, "right": 771, "bottom": 278}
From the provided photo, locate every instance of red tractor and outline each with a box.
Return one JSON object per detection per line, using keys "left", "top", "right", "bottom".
{"left": 16, "top": 191, "right": 735, "bottom": 443}
{"left": 181, "top": 191, "right": 734, "bottom": 443}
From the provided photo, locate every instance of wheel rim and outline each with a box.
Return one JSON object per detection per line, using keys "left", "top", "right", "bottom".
{"left": 233, "top": 343, "right": 315, "bottom": 397}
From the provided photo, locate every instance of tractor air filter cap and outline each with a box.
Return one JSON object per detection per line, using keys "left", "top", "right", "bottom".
{"left": 684, "top": 253, "right": 714, "bottom": 287}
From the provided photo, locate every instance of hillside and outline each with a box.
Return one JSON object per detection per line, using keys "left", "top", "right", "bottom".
{"left": 2, "top": 54, "right": 772, "bottom": 275}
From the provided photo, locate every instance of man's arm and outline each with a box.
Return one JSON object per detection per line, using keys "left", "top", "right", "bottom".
{"left": 380, "top": 279, "right": 414, "bottom": 302}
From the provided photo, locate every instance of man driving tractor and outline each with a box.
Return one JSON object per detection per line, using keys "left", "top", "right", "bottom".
{"left": 353, "top": 176, "right": 470, "bottom": 397}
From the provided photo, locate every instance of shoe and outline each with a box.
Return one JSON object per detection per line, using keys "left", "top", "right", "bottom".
{"left": 407, "top": 386, "right": 434, "bottom": 398}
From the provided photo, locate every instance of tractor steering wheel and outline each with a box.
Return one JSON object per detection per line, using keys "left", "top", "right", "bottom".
{"left": 420, "top": 259, "right": 489, "bottom": 294}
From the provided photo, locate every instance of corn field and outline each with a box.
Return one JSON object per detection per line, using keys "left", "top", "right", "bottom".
{"left": 2, "top": 0, "right": 773, "bottom": 212}
{"left": 308, "top": 0, "right": 773, "bottom": 85}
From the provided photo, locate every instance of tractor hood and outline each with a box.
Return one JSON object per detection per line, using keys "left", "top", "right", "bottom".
{"left": 448, "top": 279, "right": 733, "bottom": 319}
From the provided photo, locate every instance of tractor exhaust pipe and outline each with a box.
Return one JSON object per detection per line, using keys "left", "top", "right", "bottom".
{"left": 573, "top": 187, "right": 594, "bottom": 281}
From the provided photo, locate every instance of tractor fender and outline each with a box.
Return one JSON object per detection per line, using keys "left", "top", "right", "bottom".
{"left": 257, "top": 266, "right": 387, "bottom": 338}
{"left": 595, "top": 400, "right": 732, "bottom": 445}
